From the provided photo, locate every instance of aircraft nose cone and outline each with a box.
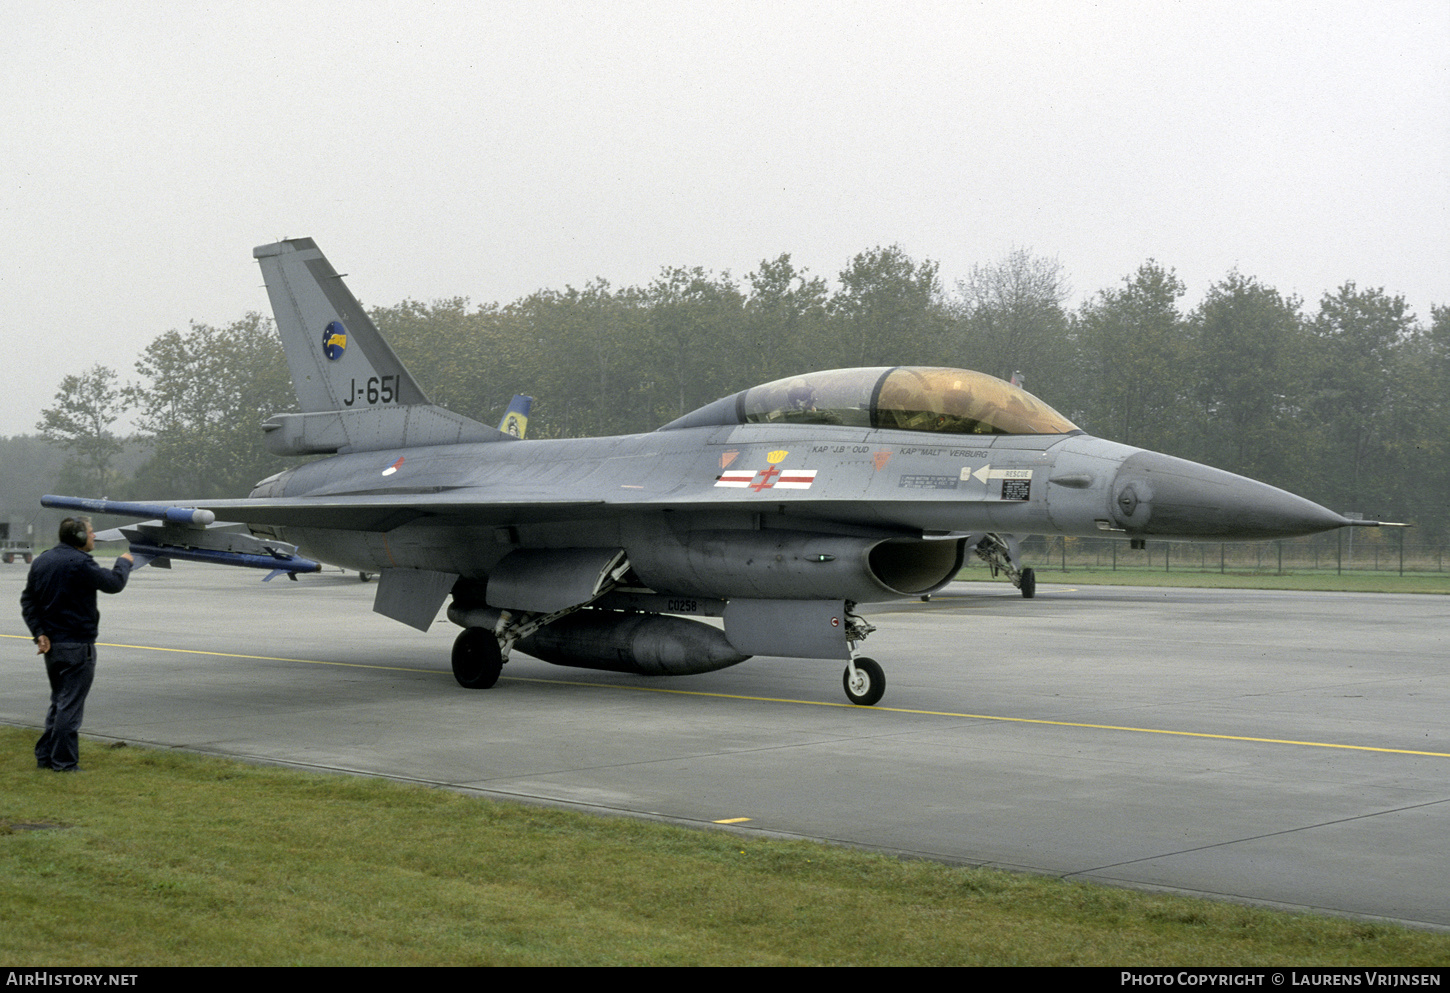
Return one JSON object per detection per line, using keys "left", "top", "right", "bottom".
{"left": 1110, "top": 451, "right": 1350, "bottom": 540}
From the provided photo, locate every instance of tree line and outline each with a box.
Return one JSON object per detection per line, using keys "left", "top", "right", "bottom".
{"left": 22, "top": 246, "right": 1450, "bottom": 541}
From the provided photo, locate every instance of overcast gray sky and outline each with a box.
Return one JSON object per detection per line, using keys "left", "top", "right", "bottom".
{"left": 2, "top": 0, "right": 1446, "bottom": 437}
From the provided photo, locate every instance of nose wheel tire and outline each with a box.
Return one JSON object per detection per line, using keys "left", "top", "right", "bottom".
{"left": 1020, "top": 567, "right": 1036, "bottom": 599}
{"left": 453, "top": 627, "right": 504, "bottom": 689}
{"left": 843, "top": 657, "right": 885, "bottom": 706}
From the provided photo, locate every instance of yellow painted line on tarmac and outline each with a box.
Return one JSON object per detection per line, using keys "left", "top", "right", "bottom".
{"left": 2, "top": 633, "right": 429, "bottom": 675}
{"left": 500, "top": 675, "right": 1450, "bottom": 759}
{"left": 103, "top": 642, "right": 430, "bottom": 674}
{"left": 867, "top": 708, "right": 1450, "bottom": 759}
{"left": 713, "top": 817, "right": 752, "bottom": 824}
{"left": 8, "top": 633, "right": 1447, "bottom": 759}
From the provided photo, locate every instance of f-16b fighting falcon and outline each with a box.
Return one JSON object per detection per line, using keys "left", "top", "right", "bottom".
{"left": 45, "top": 240, "right": 1384, "bottom": 706}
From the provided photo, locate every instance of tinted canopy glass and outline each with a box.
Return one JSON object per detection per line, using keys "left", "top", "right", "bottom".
{"left": 664, "top": 367, "right": 1080, "bottom": 436}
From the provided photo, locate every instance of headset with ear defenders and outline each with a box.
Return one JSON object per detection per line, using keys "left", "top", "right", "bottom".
{"left": 59, "top": 517, "right": 90, "bottom": 548}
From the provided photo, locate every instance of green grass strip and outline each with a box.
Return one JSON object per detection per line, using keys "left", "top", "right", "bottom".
{"left": 2, "top": 727, "right": 1447, "bottom": 966}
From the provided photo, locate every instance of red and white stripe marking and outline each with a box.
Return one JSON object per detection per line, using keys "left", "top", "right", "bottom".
{"left": 774, "top": 469, "right": 817, "bottom": 489}
{"left": 714, "top": 468, "right": 817, "bottom": 490}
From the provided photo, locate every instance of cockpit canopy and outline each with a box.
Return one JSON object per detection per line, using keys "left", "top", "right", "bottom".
{"left": 660, "top": 367, "right": 1081, "bottom": 436}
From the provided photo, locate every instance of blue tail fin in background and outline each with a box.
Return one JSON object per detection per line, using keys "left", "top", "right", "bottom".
{"left": 497, "top": 395, "right": 532, "bottom": 438}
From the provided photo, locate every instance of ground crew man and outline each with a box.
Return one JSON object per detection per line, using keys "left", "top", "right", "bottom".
{"left": 20, "top": 517, "right": 134, "bottom": 772}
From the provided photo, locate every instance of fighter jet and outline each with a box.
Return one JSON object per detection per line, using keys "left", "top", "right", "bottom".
{"left": 45, "top": 239, "right": 1386, "bottom": 706}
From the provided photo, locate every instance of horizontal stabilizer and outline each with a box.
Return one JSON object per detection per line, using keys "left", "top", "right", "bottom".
{"left": 261, "top": 406, "right": 509, "bottom": 456}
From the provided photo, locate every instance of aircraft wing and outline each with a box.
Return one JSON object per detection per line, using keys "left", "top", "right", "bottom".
{"left": 46, "top": 489, "right": 927, "bottom": 541}
{"left": 47, "top": 492, "right": 610, "bottom": 533}
{"left": 172, "top": 494, "right": 609, "bottom": 531}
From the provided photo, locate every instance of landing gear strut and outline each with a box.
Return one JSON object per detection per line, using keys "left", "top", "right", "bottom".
{"left": 839, "top": 604, "right": 885, "bottom": 706}
{"left": 446, "top": 551, "right": 632, "bottom": 691}
{"left": 974, "top": 533, "right": 1035, "bottom": 598}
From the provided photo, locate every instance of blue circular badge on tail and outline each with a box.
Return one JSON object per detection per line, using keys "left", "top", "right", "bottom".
{"left": 322, "top": 321, "right": 347, "bottom": 361}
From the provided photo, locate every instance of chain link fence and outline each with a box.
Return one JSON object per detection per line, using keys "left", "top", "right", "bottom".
{"left": 1005, "top": 529, "right": 1444, "bottom": 577}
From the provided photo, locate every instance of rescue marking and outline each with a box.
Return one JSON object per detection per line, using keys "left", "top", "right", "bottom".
{"left": 898, "top": 474, "right": 959, "bottom": 490}
{"left": 1002, "top": 478, "right": 1031, "bottom": 501}
{"left": 962, "top": 465, "right": 1034, "bottom": 483}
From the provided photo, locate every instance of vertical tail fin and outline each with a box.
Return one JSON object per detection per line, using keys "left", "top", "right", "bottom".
{"left": 254, "top": 238, "right": 430, "bottom": 413}
{"left": 497, "top": 395, "right": 533, "bottom": 438}
{"left": 253, "top": 239, "right": 505, "bottom": 455}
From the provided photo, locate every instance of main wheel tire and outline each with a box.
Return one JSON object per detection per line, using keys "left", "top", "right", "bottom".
{"left": 1020, "top": 567, "right": 1036, "bottom": 599}
{"left": 1, "top": 554, "right": 11, "bottom": 564}
{"left": 452, "top": 628, "right": 503, "bottom": 689}
{"left": 842, "top": 657, "right": 886, "bottom": 706}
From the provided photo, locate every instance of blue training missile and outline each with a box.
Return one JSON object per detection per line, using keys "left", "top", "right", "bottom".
{"left": 43, "top": 493, "right": 318, "bottom": 580}
{"left": 125, "top": 541, "right": 320, "bottom": 576}
{"left": 41, "top": 495, "right": 216, "bottom": 526}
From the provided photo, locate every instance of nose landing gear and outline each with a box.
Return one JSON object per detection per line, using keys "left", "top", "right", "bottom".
{"left": 843, "top": 657, "right": 885, "bottom": 707}
{"left": 974, "top": 533, "right": 1036, "bottom": 598}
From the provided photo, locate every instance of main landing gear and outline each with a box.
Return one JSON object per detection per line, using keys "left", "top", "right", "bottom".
{"left": 448, "top": 601, "right": 604, "bottom": 691}
{"left": 452, "top": 628, "right": 503, "bottom": 689}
